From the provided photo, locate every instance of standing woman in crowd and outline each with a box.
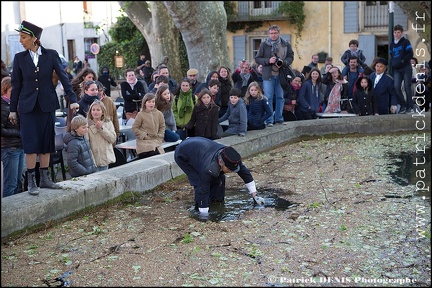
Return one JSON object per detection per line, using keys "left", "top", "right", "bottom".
{"left": 1, "top": 76, "right": 24, "bottom": 197}
{"left": 155, "top": 85, "right": 181, "bottom": 142}
{"left": 9, "top": 21, "right": 79, "bottom": 195}
{"left": 132, "top": 93, "right": 166, "bottom": 159}
{"left": 68, "top": 67, "right": 96, "bottom": 131}
{"left": 184, "top": 88, "right": 221, "bottom": 140}
{"left": 217, "top": 66, "right": 233, "bottom": 118}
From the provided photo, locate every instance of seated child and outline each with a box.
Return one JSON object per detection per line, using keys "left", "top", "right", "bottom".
{"left": 218, "top": 88, "right": 247, "bottom": 137}
{"left": 63, "top": 115, "right": 97, "bottom": 178}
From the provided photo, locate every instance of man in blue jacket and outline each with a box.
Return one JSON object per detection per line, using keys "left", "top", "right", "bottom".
{"left": 390, "top": 24, "right": 415, "bottom": 114}
{"left": 174, "top": 137, "right": 264, "bottom": 216}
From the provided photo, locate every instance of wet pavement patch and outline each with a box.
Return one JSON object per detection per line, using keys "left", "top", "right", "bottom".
{"left": 387, "top": 147, "right": 431, "bottom": 200}
{"left": 188, "top": 188, "right": 298, "bottom": 222}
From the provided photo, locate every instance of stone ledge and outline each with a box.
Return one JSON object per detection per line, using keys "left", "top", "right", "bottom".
{"left": 2, "top": 113, "right": 430, "bottom": 238}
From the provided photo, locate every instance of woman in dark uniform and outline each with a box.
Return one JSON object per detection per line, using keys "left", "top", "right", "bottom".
{"left": 9, "top": 21, "right": 79, "bottom": 195}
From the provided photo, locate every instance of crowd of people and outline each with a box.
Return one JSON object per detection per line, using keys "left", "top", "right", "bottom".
{"left": 2, "top": 21, "right": 431, "bottom": 208}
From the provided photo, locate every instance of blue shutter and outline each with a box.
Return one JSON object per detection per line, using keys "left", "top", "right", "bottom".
{"left": 233, "top": 35, "right": 246, "bottom": 71}
{"left": 358, "top": 35, "right": 376, "bottom": 67}
{"left": 344, "top": 1, "right": 359, "bottom": 33}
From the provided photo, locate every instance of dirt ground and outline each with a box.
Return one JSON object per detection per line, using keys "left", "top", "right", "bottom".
{"left": 1, "top": 132, "right": 431, "bottom": 287}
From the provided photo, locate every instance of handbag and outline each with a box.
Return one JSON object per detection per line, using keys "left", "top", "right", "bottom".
{"left": 279, "top": 65, "right": 295, "bottom": 90}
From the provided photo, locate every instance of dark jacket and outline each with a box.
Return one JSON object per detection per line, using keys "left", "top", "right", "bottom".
{"left": 246, "top": 96, "right": 272, "bottom": 130}
{"left": 254, "top": 37, "right": 294, "bottom": 81}
{"left": 390, "top": 37, "right": 413, "bottom": 71}
{"left": 219, "top": 97, "right": 247, "bottom": 136}
{"left": 98, "top": 67, "right": 117, "bottom": 96}
{"left": 174, "top": 136, "right": 254, "bottom": 208}
{"left": 1, "top": 98, "right": 22, "bottom": 149}
{"left": 370, "top": 72, "right": 397, "bottom": 115}
{"left": 63, "top": 131, "right": 96, "bottom": 178}
{"left": 297, "top": 80, "right": 322, "bottom": 114}
{"left": 120, "top": 80, "right": 146, "bottom": 114}
{"left": 231, "top": 69, "right": 259, "bottom": 98}
{"left": 341, "top": 49, "right": 366, "bottom": 66}
{"left": 10, "top": 46, "right": 78, "bottom": 114}
{"left": 352, "top": 77, "right": 378, "bottom": 116}
{"left": 185, "top": 103, "right": 220, "bottom": 140}
{"left": 77, "top": 93, "right": 99, "bottom": 117}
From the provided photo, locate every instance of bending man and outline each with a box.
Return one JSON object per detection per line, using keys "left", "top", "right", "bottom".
{"left": 174, "top": 136, "right": 264, "bottom": 216}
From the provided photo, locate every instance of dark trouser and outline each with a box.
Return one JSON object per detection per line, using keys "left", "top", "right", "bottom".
{"left": 193, "top": 174, "right": 226, "bottom": 209}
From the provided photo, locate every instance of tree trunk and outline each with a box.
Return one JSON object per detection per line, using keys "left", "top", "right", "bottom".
{"left": 118, "top": 1, "right": 182, "bottom": 81}
{"left": 163, "top": 1, "right": 230, "bottom": 82}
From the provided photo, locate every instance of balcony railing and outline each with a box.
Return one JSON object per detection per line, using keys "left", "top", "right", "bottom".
{"left": 364, "top": 1, "right": 389, "bottom": 29}
{"left": 228, "top": 1, "right": 285, "bottom": 22}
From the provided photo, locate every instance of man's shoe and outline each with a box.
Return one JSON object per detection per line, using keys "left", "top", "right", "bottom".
{"left": 266, "top": 123, "right": 273, "bottom": 127}
{"left": 398, "top": 107, "right": 407, "bottom": 114}
{"left": 406, "top": 108, "right": 414, "bottom": 114}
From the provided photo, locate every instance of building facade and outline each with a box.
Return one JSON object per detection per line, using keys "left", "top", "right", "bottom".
{"left": 1, "top": 1, "right": 122, "bottom": 74}
{"left": 227, "top": 1, "right": 430, "bottom": 72}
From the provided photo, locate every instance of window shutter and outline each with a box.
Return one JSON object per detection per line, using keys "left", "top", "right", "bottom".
{"left": 344, "top": 1, "right": 359, "bottom": 33}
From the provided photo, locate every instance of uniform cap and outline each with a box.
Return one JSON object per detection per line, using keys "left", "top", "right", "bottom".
{"left": 221, "top": 147, "right": 241, "bottom": 173}
{"left": 15, "top": 21, "right": 43, "bottom": 39}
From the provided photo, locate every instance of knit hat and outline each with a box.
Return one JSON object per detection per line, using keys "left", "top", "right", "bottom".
{"left": 221, "top": 147, "right": 241, "bottom": 172}
{"left": 15, "top": 21, "right": 43, "bottom": 39}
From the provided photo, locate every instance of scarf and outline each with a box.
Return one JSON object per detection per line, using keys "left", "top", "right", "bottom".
{"left": 240, "top": 73, "right": 251, "bottom": 87}
{"left": 291, "top": 82, "right": 301, "bottom": 91}
{"left": 1, "top": 95, "right": 10, "bottom": 104}
{"left": 178, "top": 89, "right": 194, "bottom": 118}
{"left": 266, "top": 37, "right": 281, "bottom": 53}
{"left": 324, "top": 81, "right": 342, "bottom": 113}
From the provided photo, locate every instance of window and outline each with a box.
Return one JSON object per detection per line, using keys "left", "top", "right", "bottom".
{"left": 251, "top": 38, "right": 265, "bottom": 59}
{"left": 250, "top": 1, "right": 278, "bottom": 16}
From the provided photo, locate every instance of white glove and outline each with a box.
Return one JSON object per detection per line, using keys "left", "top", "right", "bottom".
{"left": 253, "top": 196, "right": 265, "bottom": 206}
{"left": 198, "top": 207, "right": 209, "bottom": 215}
{"left": 8, "top": 112, "right": 18, "bottom": 122}
{"left": 70, "top": 102, "right": 80, "bottom": 111}
{"left": 390, "top": 105, "right": 397, "bottom": 114}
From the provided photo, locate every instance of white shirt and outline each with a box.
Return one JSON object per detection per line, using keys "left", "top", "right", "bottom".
{"left": 374, "top": 74, "right": 382, "bottom": 88}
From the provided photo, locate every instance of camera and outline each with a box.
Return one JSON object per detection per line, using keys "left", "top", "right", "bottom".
{"left": 274, "top": 54, "right": 283, "bottom": 68}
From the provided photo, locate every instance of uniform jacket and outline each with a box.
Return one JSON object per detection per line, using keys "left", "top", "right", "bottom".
{"left": 64, "top": 131, "right": 96, "bottom": 178}
{"left": 132, "top": 108, "right": 166, "bottom": 154}
{"left": 174, "top": 136, "right": 254, "bottom": 208}
{"left": 87, "top": 119, "right": 117, "bottom": 167}
{"left": 10, "top": 46, "right": 78, "bottom": 114}
{"left": 370, "top": 72, "right": 397, "bottom": 115}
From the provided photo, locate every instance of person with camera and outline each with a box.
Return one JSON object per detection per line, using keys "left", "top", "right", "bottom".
{"left": 255, "top": 25, "right": 294, "bottom": 127}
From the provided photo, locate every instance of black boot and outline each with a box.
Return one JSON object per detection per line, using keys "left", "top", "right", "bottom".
{"left": 40, "top": 168, "right": 62, "bottom": 189}
{"left": 27, "top": 171, "right": 40, "bottom": 196}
